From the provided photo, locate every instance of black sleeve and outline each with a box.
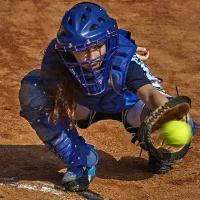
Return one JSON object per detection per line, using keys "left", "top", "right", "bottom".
{"left": 125, "top": 61, "right": 151, "bottom": 94}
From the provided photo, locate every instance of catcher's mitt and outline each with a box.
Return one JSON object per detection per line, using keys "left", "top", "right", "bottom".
{"left": 135, "top": 96, "right": 192, "bottom": 164}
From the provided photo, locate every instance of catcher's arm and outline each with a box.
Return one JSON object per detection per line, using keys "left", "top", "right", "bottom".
{"left": 136, "top": 83, "right": 168, "bottom": 111}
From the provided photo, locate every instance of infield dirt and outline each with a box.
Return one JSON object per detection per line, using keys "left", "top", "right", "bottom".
{"left": 0, "top": 0, "right": 200, "bottom": 200}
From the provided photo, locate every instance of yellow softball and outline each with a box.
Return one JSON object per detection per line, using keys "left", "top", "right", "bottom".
{"left": 162, "top": 120, "right": 192, "bottom": 145}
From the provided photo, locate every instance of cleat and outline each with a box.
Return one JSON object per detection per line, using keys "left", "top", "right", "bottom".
{"left": 61, "top": 166, "right": 96, "bottom": 192}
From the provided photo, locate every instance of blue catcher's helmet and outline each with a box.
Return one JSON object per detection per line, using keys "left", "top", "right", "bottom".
{"left": 55, "top": 2, "right": 118, "bottom": 95}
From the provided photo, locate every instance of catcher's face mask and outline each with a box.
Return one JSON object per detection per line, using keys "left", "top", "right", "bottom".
{"left": 72, "top": 43, "right": 106, "bottom": 72}
{"left": 55, "top": 2, "right": 118, "bottom": 95}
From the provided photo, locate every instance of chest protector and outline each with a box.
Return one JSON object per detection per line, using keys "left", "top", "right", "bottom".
{"left": 77, "top": 33, "right": 139, "bottom": 113}
{"left": 41, "top": 31, "right": 140, "bottom": 113}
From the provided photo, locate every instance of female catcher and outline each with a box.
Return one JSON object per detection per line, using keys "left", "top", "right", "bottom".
{"left": 19, "top": 2, "right": 198, "bottom": 192}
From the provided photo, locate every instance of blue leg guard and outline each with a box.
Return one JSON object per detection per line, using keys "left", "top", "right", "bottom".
{"left": 19, "top": 70, "right": 98, "bottom": 190}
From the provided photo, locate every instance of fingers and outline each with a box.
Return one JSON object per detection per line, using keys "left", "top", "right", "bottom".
{"left": 136, "top": 46, "right": 150, "bottom": 61}
{"left": 136, "top": 47, "right": 147, "bottom": 53}
{"left": 136, "top": 51, "right": 150, "bottom": 61}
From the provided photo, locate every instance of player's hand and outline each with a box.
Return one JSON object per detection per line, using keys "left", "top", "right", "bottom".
{"left": 136, "top": 47, "right": 149, "bottom": 61}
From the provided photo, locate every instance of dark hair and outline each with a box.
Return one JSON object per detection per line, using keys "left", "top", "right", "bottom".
{"left": 41, "top": 63, "right": 83, "bottom": 128}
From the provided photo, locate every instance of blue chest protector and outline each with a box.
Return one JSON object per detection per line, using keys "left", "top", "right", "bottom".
{"left": 77, "top": 33, "right": 139, "bottom": 113}
{"left": 41, "top": 30, "right": 139, "bottom": 113}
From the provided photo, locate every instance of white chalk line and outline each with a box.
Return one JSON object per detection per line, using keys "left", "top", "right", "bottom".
{"left": 0, "top": 177, "right": 106, "bottom": 200}
{"left": 0, "top": 177, "right": 62, "bottom": 196}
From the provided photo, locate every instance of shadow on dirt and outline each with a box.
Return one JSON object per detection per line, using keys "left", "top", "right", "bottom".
{"left": 96, "top": 150, "right": 153, "bottom": 181}
{"left": 0, "top": 145, "right": 153, "bottom": 184}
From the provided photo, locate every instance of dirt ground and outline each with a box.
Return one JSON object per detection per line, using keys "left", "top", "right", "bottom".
{"left": 0, "top": 0, "right": 200, "bottom": 199}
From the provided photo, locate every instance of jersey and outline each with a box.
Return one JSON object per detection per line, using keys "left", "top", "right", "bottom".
{"left": 125, "top": 60, "right": 151, "bottom": 94}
